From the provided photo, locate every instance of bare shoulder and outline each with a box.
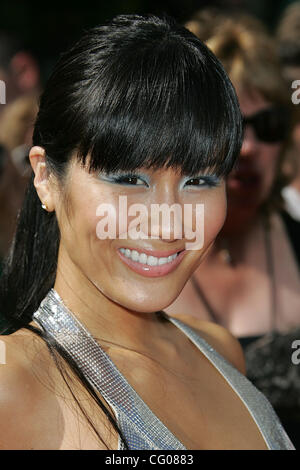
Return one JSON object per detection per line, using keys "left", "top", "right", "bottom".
{"left": 0, "top": 327, "right": 50, "bottom": 449}
{"left": 170, "top": 314, "right": 246, "bottom": 375}
{"left": 0, "top": 324, "right": 47, "bottom": 371}
{"left": 0, "top": 327, "right": 117, "bottom": 450}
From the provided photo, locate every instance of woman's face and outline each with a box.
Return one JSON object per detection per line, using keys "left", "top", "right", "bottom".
{"left": 52, "top": 158, "right": 227, "bottom": 313}
{"left": 225, "top": 88, "right": 283, "bottom": 229}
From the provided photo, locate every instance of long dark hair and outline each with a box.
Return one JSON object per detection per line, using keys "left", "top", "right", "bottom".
{"left": 0, "top": 14, "right": 242, "bottom": 449}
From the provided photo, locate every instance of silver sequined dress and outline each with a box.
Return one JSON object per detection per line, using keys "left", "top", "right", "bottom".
{"left": 32, "top": 289, "right": 295, "bottom": 450}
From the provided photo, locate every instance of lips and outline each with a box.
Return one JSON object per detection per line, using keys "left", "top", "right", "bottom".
{"left": 117, "top": 247, "right": 187, "bottom": 278}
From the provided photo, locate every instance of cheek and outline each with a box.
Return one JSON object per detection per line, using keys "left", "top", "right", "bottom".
{"left": 182, "top": 187, "right": 226, "bottom": 261}
{"left": 258, "top": 144, "right": 281, "bottom": 194}
{"left": 179, "top": 188, "right": 226, "bottom": 278}
{"left": 202, "top": 188, "right": 227, "bottom": 247}
{"left": 58, "top": 183, "right": 119, "bottom": 270}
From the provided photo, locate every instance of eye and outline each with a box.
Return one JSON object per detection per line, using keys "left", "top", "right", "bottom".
{"left": 98, "top": 172, "right": 149, "bottom": 187}
{"left": 184, "top": 175, "right": 220, "bottom": 188}
{"left": 185, "top": 177, "right": 207, "bottom": 186}
{"left": 114, "top": 175, "right": 148, "bottom": 186}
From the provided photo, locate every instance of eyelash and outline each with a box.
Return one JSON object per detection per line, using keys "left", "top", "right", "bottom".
{"left": 109, "top": 174, "right": 148, "bottom": 186}
{"left": 100, "top": 173, "right": 220, "bottom": 188}
{"left": 183, "top": 176, "right": 220, "bottom": 188}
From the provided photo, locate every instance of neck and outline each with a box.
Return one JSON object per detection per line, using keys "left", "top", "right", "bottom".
{"left": 53, "top": 246, "right": 167, "bottom": 353}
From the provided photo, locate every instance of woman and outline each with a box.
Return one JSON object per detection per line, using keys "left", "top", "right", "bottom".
{"left": 166, "top": 11, "right": 300, "bottom": 446}
{"left": 0, "top": 14, "right": 294, "bottom": 450}
{"left": 277, "top": 2, "right": 300, "bottom": 222}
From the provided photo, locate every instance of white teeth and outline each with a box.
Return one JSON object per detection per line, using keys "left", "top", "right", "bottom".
{"left": 119, "top": 248, "right": 179, "bottom": 266}
{"left": 131, "top": 250, "right": 139, "bottom": 261}
{"left": 139, "top": 253, "right": 147, "bottom": 264}
{"left": 147, "top": 256, "right": 158, "bottom": 266}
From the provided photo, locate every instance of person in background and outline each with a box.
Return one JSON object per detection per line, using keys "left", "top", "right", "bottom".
{"left": 0, "top": 93, "right": 37, "bottom": 179}
{"left": 0, "top": 32, "right": 40, "bottom": 110}
{"left": 166, "top": 9, "right": 300, "bottom": 447}
{"left": 276, "top": 2, "right": 300, "bottom": 221}
{"left": 0, "top": 141, "right": 31, "bottom": 334}
{"left": 0, "top": 143, "right": 27, "bottom": 266}
{"left": 0, "top": 92, "right": 37, "bottom": 280}
{"left": 0, "top": 33, "right": 39, "bottom": 273}
{"left": 0, "top": 33, "right": 39, "bottom": 271}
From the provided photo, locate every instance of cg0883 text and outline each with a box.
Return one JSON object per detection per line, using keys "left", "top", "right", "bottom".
{"left": 148, "top": 454, "right": 193, "bottom": 465}
{"left": 104, "top": 453, "right": 194, "bottom": 467}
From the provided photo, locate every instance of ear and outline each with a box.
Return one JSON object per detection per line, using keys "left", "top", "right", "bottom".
{"left": 29, "top": 146, "right": 55, "bottom": 212}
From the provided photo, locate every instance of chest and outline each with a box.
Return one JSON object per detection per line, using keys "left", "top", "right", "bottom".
{"left": 28, "top": 340, "right": 270, "bottom": 450}
{"left": 125, "top": 352, "right": 269, "bottom": 449}
{"left": 52, "top": 345, "right": 269, "bottom": 450}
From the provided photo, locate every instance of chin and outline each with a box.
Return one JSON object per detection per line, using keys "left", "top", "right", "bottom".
{"left": 117, "top": 293, "right": 179, "bottom": 314}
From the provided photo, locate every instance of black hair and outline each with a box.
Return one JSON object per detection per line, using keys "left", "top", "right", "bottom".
{"left": 33, "top": 15, "right": 241, "bottom": 179}
{"left": 0, "top": 14, "right": 242, "bottom": 449}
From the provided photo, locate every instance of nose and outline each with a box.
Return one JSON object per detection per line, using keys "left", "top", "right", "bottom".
{"left": 146, "top": 182, "right": 183, "bottom": 243}
{"left": 240, "top": 125, "right": 259, "bottom": 160}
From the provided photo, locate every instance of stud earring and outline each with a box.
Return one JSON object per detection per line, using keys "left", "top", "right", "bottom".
{"left": 41, "top": 203, "right": 48, "bottom": 211}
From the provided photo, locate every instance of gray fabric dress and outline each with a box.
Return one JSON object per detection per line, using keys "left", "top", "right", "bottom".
{"left": 32, "top": 288, "right": 295, "bottom": 450}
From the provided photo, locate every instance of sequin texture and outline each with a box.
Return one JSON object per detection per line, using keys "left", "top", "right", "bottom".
{"left": 32, "top": 289, "right": 295, "bottom": 450}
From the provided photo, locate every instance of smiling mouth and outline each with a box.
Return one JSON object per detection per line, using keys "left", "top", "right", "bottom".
{"left": 119, "top": 247, "right": 183, "bottom": 266}
{"left": 117, "top": 246, "right": 186, "bottom": 278}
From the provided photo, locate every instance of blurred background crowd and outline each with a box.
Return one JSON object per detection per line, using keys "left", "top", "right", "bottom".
{"left": 0, "top": 0, "right": 299, "bottom": 449}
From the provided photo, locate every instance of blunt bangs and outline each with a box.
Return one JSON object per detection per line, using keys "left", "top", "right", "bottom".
{"left": 34, "top": 15, "right": 242, "bottom": 179}
{"left": 73, "top": 20, "right": 242, "bottom": 178}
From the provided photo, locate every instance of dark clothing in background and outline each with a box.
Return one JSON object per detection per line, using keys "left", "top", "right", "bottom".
{"left": 239, "top": 210, "right": 300, "bottom": 448}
